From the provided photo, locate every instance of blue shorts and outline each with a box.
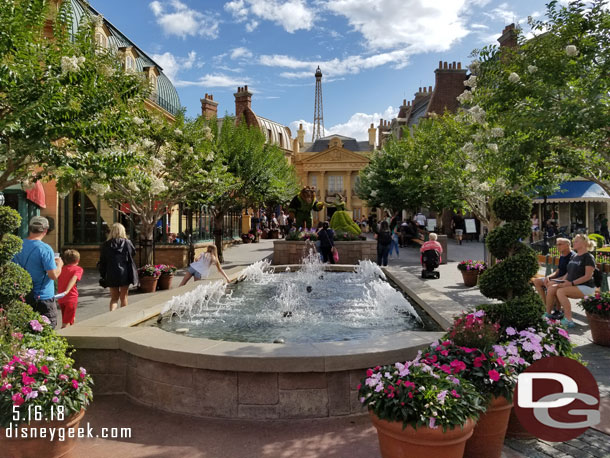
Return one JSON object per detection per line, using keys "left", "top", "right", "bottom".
{"left": 187, "top": 266, "right": 202, "bottom": 280}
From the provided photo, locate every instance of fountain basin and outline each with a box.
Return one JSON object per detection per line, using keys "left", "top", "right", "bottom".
{"left": 60, "top": 265, "right": 448, "bottom": 420}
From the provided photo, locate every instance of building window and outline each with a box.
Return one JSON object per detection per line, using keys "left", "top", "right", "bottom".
{"left": 67, "top": 191, "right": 109, "bottom": 244}
{"left": 267, "top": 128, "right": 272, "bottom": 142}
{"left": 353, "top": 175, "right": 361, "bottom": 192}
{"left": 278, "top": 132, "right": 283, "bottom": 147}
{"left": 309, "top": 174, "right": 317, "bottom": 189}
{"left": 125, "top": 55, "right": 135, "bottom": 71}
{"left": 328, "top": 175, "right": 343, "bottom": 193}
{"left": 149, "top": 74, "right": 158, "bottom": 94}
{"left": 353, "top": 207, "right": 361, "bottom": 220}
{"left": 95, "top": 32, "right": 107, "bottom": 48}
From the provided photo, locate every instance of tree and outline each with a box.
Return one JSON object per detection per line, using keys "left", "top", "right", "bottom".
{"left": 75, "top": 113, "right": 219, "bottom": 265}
{"left": 470, "top": 0, "right": 609, "bottom": 194}
{"left": 0, "top": 0, "right": 146, "bottom": 190}
{"left": 188, "top": 116, "right": 299, "bottom": 262}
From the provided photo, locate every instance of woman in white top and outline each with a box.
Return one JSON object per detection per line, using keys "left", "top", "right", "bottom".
{"left": 179, "top": 245, "right": 231, "bottom": 286}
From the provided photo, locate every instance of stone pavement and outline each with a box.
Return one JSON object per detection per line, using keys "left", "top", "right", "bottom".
{"left": 69, "top": 236, "right": 609, "bottom": 458}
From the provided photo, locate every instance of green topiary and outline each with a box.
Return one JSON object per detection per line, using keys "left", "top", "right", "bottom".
{"left": 477, "top": 192, "right": 543, "bottom": 330}
{"left": 330, "top": 211, "right": 362, "bottom": 235}
{"left": 492, "top": 192, "right": 531, "bottom": 222}
{"left": 0, "top": 207, "right": 32, "bottom": 307}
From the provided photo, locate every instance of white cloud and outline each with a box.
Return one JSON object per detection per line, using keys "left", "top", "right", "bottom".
{"left": 471, "top": 23, "right": 489, "bottom": 29}
{"left": 151, "top": 50, "right": 198, "bottom": 83}
{"left": 323, "top": 0, "right": 470, "bottom": 51}
{"left": 290, "top": 106, "right": 398, "bottom": 142}
{"left": 225, "top": 0, "right": 315, "bottom": 33}
{"left": 149, "top": 0, "right": 219, "bottom": 39}
{"left": 174, "top": 74, "right": 251, "bottom": 88}
{"left": 260, "top": 49, "right": 410, "bottom": 78}
{"left": 230, "top": 47, "right": 253, "bottom": 60}
{"left": 482, "top": 2, "right": 517, "bottom": 24}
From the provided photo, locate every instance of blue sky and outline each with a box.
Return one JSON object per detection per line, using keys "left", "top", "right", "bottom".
{"left": 90, "top": 0, "right": 558, "bottom": 141}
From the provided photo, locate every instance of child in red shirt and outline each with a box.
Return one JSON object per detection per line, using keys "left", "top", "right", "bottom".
{"left": 57, "top": 249, "right": 84, "bottom": 328}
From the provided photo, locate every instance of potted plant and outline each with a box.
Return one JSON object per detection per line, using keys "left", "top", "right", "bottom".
{"left": 457, "top": 260, "right": 487, "bottom": 287}
{"left": 579, "top": 292, "right": 610, "bottom": 346}
{"left": 137, "top": 264, "right": 161, "bottom": 293}
{"left": 359, "top": 357, "right": 486, "bottom": 458}
{"left": 0, "top": 304, "right": 93, "bottom": 457}
{"left": 425, "top": 311, "right": 518, "bottom": 458}
{"left": 155, "top": 264, "right": 177, "bottom": 290}
{"left": 241, "top": 233, "right": 254, "bottom": 244}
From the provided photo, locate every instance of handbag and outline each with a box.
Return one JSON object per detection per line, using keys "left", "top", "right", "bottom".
{"left": 99, "top": 277, "right": 107, "bottom": 288}
{"left": 332, "top": 246, "right": 339, "bottom": 263}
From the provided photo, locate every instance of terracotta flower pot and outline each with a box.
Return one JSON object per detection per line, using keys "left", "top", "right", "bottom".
{"left": 506, "top": 408, "right": 535, "bottom": 439}
{"left": 0, "top": 409, "right": 85, "bottom": 458}
{"left": 460, "top": 269, "right": 479, "bottom": 287}
{"left": 157, "top": 274, "right": 173, "bottom": 290}
{"left": 586, "top": 312, "right": 610, "bottom": 346}
{"left": 139, "top": 276, "right": 158, "bottom": 293}
{"left": 369, "top": 412, "right": 475, "bottom": 458}
{"left": 464, "top": 396, "right": 513, "bottom": 458}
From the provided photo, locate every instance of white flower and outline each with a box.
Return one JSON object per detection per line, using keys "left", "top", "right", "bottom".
{"left": 565, "top": 45, "right": 578, "bottom": 57}
{"left": 91, "top": 182, "right": 110, "bottom": 196}
{"left": 370, "top": 190, "right": 378, "bottom": 197}
{"left": 141, "top": 139, "right": 155, "bottom": 149}
{"left": 468, "top": 105, "right": 486, "bottom": 124}
{"left": 133, "top": 117, "right": 144, "bottom": 125}
{"left": 480, "top": 182, "right": 491, "bottom": 192}
{"left": 464, "top": 75, "right": 477, "bottom": 89}
{"left": 100, "top": 65, "right": 115, "bottom": 77}
{"left": 61, "top": 56, "right": 85, "bottom": 75}
{"left": 527, "top": 65, "right": 538, "bottom": 74}
{"left": 152, "top": 157, "right": 165, "bottom": 170}
{"left": 187, "top": 146, "right": 194, "bottom": 154}
{"left": 490, "top": 127, "right": 504, "bottom": 138}
{"left": 461, "top": 142, "right": 475, "bottom": 154}
{"left": 468, "top": 60, "right": 481, "bottom": 75}
{"left": 174, "top": 129, "right": 183, "bottom": 136}
{"left": 206, "top": 152, "right": 214, "bottom": 161}
{"left": 466, "top": 163, "right": 477, "bottom": 172}
{"left": 149, "top": 177, "right": 167, "bottom": 194}
{"left": 508, "top": 72, "right": 520, "bottom": 83}
{"left": 128, "top": 181, "right": 140, "bottom": 192}
{"left": 457, "top": 90, "right": 473, "bottom": 104}
{"left": 487, "top": 143, "right": 499, "bottom": 153}
{"left": 203, "top": 126, "right": 213, "bottom": 141}
{"left": 99, "top": 172, "right": 107, "bottom": 179}
{"left": 58, "top": 190, "right": 70, "bottom": 198}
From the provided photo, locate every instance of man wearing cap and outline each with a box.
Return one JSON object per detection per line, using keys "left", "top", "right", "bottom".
{"left": 13, "top": 216, "right": 63, "bottom": 328}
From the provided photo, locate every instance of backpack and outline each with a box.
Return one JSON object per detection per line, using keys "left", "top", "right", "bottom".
{"left": 378, "top": 231, "right": 392, "bottom": 246}
{"left": 593, "top": 267, "right": 603, "bottom": 288}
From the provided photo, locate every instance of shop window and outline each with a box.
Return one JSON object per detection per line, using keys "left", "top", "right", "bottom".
{"left": 70, "top": 191, "right": 108, "bottom": 244}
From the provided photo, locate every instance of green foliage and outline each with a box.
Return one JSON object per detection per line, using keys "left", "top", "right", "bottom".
{"left": 477, "top": 292, "right": 545, "bottom": 333}
{"left": 330, "top": 211, "right": 361, "bottom": 235}
{"left": 588, "top": 233, "right": 605, "bottom": 249}
{"left": 1, "top": 0, "right": 149, "bottom": 190}
{"left": 492, "top": 193, "right": 532, "bottom": 222}
{"left": 485, "top": 221, "right": 531, "bottom": 260}
{"left": 0, "top": 207, "right": 31, "bottom": 307}
{"left": 580, "top": 291, "right": 610, "bottom": 318}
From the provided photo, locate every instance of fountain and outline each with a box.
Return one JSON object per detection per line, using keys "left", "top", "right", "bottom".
{"left": 60, "top": 252, "right": 446, "bottom": 420}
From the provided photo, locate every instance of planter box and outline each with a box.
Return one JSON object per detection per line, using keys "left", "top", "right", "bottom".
{"left": 272, "top": 240, "right": 377, "bottom": 265}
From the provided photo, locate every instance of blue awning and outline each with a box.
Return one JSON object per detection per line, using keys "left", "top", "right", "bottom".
{"left": 533, "top": 180, "right": 610, "bottom": 203}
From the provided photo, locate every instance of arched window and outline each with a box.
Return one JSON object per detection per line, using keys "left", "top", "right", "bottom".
{"left": 125, "top": 55, "right": 135, "bottom": 71}
{"left": 95, "top": 32, "right": 107, "bottom": 48}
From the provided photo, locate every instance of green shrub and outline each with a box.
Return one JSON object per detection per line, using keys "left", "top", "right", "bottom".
{"left": 330, "top": 211, "right": 361, "bottom": 235}
{"left": 485, "top": 220, "right": 531, "bottom": 259}
{"left": 479, "top": 247, "right": 539, "bottom": 301}
{"left": 0, "top": 233, "right": 22, "bottom": 265}
{"left": 477, "top": 292, "right": 545, "bottom": 332}
{"left": 0, "top": 207, "right": 32, "bottom": 307}
{"left": 492, "top": 193, "right": 531, "bottom": 222}
{"left": 0, "top": 206, "right": 21, "bottom": 234}
{"left": 588, "top": 233, "right": 604, "bottom": 249}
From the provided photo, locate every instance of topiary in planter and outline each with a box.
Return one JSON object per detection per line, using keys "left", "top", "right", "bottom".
{"left": 477, "top": 192, "right": 543, "bottom": 331}
{"left": 0, "top": 207, "right": 32, "bottom": 307}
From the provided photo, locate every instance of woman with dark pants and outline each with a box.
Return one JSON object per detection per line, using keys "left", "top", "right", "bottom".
{"left": 99, "top": 223, "right": 138, "bottom": 311}
{"left": 318, "top": 222, "right": 335, "bottom": 264}
{"left": 376, "top": 221, "right": 392, "bottom": 266}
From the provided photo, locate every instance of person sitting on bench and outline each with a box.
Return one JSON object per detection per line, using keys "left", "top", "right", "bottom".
{"left": 532, "top": 238, "right": 574, "bottom": 319}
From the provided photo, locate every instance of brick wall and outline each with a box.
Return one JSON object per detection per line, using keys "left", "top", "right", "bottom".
{"left": 427, "top": 61, "right": 467, "bottom": 116}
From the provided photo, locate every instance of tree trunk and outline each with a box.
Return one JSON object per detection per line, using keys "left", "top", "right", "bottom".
{"left": 214, "top": 212, "right": 224, "bottom": 263}
{"left": 139, "top": 220, "right": 156, "bottom": 266}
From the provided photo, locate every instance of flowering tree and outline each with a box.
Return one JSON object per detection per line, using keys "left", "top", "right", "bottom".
{"left": 470, "top": 0, "right": 609, "bottom": 194}
{"left": 0, "top": 0, "right": 146, "bottom": 190}
{"left": 71, "top": 113, "right": 221, "bottom": 265}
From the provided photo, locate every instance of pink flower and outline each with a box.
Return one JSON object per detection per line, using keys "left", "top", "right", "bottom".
{"left": 12, "top": 393, "right": 24, "bottom": 406}
{"left": 52, "top": 396, "right": 59, "bottom": 403}
{"left": 488, "top": 370, "right": 500, "bottom": 382}
{"left": 71, "top": 380, "right": 79, "bottom": 389}
{"left": 0, "top": 383, "right": 12, "bottom": 391}
{"left": 59, "top": 374, "right": 68, "bottom": 381}
{"left": 451, "top": 389, "right": 461, "bottom": 398}
{"left": 21, "top": 372, "right": 36, "bottom": 385}
{"left": 40, "top": 365, "right": 49, "bottom": 375}
{"left": 21, "top": 386, "right": 32, "bottom": 395}
{"left": 450, "top": 360, "right": 466, "bottom": 373}
{"left": 27, "top": 364, "right": 38, "bottom": 375}
{"left": 366, "top": 369, "right": 373, "bottom": 377}
{"left": 40, "top": 315, "right": 51, "bottom": 325}
{"left": 11, "top": 332, "right": 23, "bottom": 340}
{"left": 29, "top": 320, "right": 43, "bottom": 332}
{"left": 429, "top": 417, "right": 438, "bottom": 429}
{"left": 557, "top": 328, "right": 570, "bottom": 340}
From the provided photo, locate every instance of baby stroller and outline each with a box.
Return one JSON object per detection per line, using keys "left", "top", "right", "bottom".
{"left": 421, "top": 249, "right": 441, "bottom": 279}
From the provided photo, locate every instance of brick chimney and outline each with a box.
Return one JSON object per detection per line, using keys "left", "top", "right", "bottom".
{"left": 498, "top": 23, "right": 518, "bottom": 49}
{"left": 234, "top": 85, "right": 252, "bottom": 123}
{"left": 368, "top": 123, "right": 377, "bottom": 149}
{"left": 426, "top": 60, "right": 467, "bottom": 115}
{"left": 377, "top": 119, "right": 391, "bottom": 149}
{"left": 200, "top": 93, "right": 218, "bottom": 120}
{"left": 297, "top": 123, "right": 306, "bottom": 148}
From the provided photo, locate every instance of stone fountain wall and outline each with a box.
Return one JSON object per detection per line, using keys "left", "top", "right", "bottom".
{"left": 272, "top": 240, "right": 377, "bottom": 265}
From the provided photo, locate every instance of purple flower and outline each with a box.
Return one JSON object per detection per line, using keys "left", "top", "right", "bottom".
{"left": 429, "top": 417, "right": 438, "bottom": 429}
{"left": 52, "top": 396, "right": 59, "bottom": 403}
{"left": 437, "top": 390, "right": 448, "bottom": 405}
{"left": 505, "top": 327, "right": 516, "bottom": 336}
{"left": 29, "top": 320, "right": 43, "bottom": 332}
{"left": 40, "top": 315, "right": 50, "bottom": 325}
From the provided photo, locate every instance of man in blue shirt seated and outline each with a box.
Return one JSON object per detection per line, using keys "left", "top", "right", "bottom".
{"left": 13, "top": 216, "right": 63, "bottom": 328}
{"left": 532, "top": 238, "right": 574, "bottom": 319}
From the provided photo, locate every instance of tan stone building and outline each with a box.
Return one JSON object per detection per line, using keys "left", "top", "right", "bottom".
{"left": 293, "top": 126, "right": 377, "bottom": 223}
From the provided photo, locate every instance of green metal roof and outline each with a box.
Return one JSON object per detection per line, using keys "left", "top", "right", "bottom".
{"left": 69, "top": 0, "right": 181, "bottom": 116}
